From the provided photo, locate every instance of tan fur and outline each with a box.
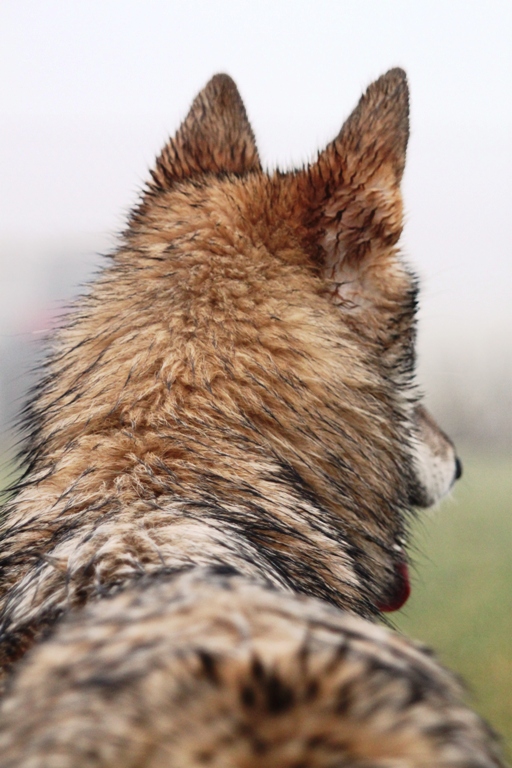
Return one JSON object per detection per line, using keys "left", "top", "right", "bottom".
{"left": 0, "top": 572, "right": 503, "bottom": 768}
{"left": 0, "top": 71, "right": 503, "bottom": 766}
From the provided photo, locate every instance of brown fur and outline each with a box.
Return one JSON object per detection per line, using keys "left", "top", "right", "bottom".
{"left": 0, "top": 571, "right": 504, "bottom": 768}
{"left": 0, "top": 71, "right": 505, "bottom": 766}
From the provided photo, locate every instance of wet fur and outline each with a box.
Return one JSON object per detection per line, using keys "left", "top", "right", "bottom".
{"left": 0, "top": 71, "right": 505, "bottom": 766}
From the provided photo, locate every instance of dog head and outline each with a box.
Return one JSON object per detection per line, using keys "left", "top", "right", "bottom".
{"left": 27, "top": 72, "right": 461, "bottom": 618}
{"left": 128, "top": 71, "right": 461, "bottom": 612}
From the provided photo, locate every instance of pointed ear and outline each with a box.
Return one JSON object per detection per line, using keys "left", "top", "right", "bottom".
{"left": 149, "top": 74, "right": 261, "bottom": 191}
{"left": 306, "top": 68, "right": 409, "bottom": 267}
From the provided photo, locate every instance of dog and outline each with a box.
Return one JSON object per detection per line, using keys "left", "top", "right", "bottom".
{"left": 0, "top": 70, "right": 504, "bottom": 767}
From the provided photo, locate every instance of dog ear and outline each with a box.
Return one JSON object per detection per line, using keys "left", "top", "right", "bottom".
{"left": 149, "top": 74, "right": 261, "bottom": 191}
{"left": 305, "top": 69, "right": 409, "bottom": 280}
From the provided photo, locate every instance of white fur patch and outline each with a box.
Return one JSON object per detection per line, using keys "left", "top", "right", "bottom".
{"left": 411, "top": 406, "right": 459, "bottom": 507}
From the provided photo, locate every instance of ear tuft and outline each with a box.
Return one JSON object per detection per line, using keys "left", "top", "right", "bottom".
{"left": 302, "top": 68, "right": 410, "bottom": 270}
{"left": 336, "top": 67, "right": 409, "bottom": 183}
{"left": 150, "top": 74, "right": 261, "bottom": 191}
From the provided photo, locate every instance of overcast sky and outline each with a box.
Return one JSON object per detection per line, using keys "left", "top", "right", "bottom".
{"left": 1, "top": 1, "right": 511, "bottom": 368}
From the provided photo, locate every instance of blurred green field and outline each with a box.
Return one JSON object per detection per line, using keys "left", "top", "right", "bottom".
{"left": 394, "top": 451, "right": 512, "bottom": 755}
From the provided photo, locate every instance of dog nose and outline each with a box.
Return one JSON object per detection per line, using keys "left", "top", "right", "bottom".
{"left": 454, "top": 457, "right": 463, "bottom": 481}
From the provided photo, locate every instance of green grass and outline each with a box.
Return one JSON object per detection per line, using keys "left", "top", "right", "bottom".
{"left": 394, "top": 452, "right": 512, "bottom": 755}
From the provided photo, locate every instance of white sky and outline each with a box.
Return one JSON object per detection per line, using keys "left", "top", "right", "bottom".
{"left": 1, "top": 1, "right": 511, "bottom": 378}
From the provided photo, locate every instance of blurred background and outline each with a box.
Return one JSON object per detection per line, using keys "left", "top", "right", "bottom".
{"left": 1, "top": 0, "right": 511, "bottom": 750}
